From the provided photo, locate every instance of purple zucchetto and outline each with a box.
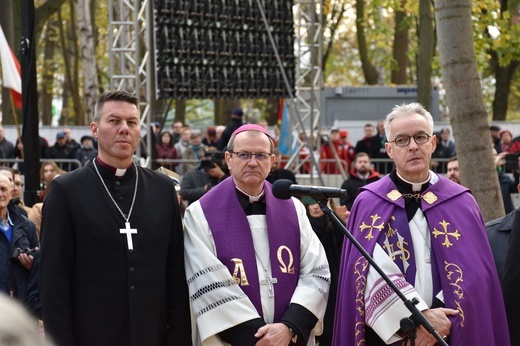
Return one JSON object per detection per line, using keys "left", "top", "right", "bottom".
{"left": 231, "top": 124, "right": 273, "bottom": 140}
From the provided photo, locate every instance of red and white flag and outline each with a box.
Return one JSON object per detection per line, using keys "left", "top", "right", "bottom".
{"left": 0, "top": 25, "right": 22, "bottom": 109}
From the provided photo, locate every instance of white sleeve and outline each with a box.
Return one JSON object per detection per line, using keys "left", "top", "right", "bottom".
{"left": 364, "top": 244, "right": 429, "bottom": 344}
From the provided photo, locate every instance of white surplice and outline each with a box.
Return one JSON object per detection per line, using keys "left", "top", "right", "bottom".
{"left": 183, "top": 196, "right": 330, "bottom": 346}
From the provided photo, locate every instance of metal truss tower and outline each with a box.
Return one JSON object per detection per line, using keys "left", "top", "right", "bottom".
{"left": 108, "top": 0, "right": 323, "bottom": 173}
{"left": 108, "top": 0, "right": 153, "bottom": 167}
{"left": 290, "top": 0, "right": 324, "bottom": 183}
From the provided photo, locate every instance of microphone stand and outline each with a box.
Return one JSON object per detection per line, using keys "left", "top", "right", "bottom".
{"left": 315, "top": 197, "right": 448, "bottom": 346}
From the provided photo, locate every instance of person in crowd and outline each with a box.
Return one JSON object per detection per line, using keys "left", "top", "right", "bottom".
{"left": 501, "top": 205, "right": 520, "bottom": 345}
{"left": 217, "top": 108, "right": 245, "bottom": 150}
{"left": 339, "top": 130, "right": 355, "bottom": 168}
{"left": 439, "top": 128, "right": 456, "bottom": 157}
{"left": 62, "top": 128, "right": 81, "bottom": 154}
{"left": 171, "top": 120, "right": 184, "bottom": 144}
{"left": 486, "top": 183, "right": 520, "bottom": 282}
{"left": 494, "top": 149, "right": 517, "bottom": 214}
{"left": 174, "top": 126, "right": 191, "bottom": 174}
{"left": 355, "top": 123, "right": 375, "bottom": 155}
{"left": 0, "top": 292, "right": 51, "bottom": 346}
{"left": 368, "top": 119, "right": 392, "bottom": 174}
{"left": 183, "top": 124, "right": 330, "bottom": 345}
{"left": 500, "top": 129, "right": 514, "bottom": 153}
{"left": 38, "top": 90, "right": 192, "bottom": 345}
{"left": 155, "top": 131, "right": 178, "bottom": 171}
{"left": 0, "top": 174, "right": 38, "bottom": 303}
{"left": 12, "top": 169, "right": 31, "bottom": 216}
{"left": 215, "top": 125, "right": 226, "bottom": 143}
{"left": 333, "top": 103, "right": 509, "bottom": 345}
{"left": 339, "top": 152, "right": 380, "bottom": 211}
{"left": 446, "top": 156, "right": 461, "bottom": 184}
{"left": 202, "top": 126, "right": 218, "bottom": 148}
{"left": 432, "top": 131, "right": 452, "bottom": 160}
{"left": 266, "top": 149, "right": 297, "bottom": 185}
{"left": 305, "top": 197, "right": 344, "bottom": 346}
{"left": 39, "top": 160, "right": 64, "bottom": 191}
{"left": 180, "top": 149, "right": 227, "bottom": 205}
{"left": 182, "top": 132, "right": 207, "bottom": 174}
{"left": 75, "top": 135, "right": 98, "bottom": 166}
{"left": 490, "top": 125, "right": 502, "bottom": 153}
{"left": 320, "top": 127, "right": 351, "bottom": 174}
{"left": 13, "top": 136, "right": 50, "bottom": 174}
{"left": 48, "top": 132, "right": 77, "bottom": 171}
{"left": 0, "top": 167, "right": 28, "bottom": 217}
{"left": 0, "top": 125, "right": 14, "bottom": 161}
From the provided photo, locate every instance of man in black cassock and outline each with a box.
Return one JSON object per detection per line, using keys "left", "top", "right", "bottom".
{"left": 39, "top": 90, "right": 192, "bottom": 346}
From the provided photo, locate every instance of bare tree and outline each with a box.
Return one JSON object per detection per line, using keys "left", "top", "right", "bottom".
{"left": 75, "top": 0, "right": 98, "bottom": 122}
{"left": 435, "top": 0, "right": 503, "bottom": 221}
{"left": 416, "top": 0, "right": 434, "bottom": 109}
{"left": 390, "top": 0, "right": 409, "bottom": 84}
{"left": 355, "top": 0, "right": 379, "bottom": 84}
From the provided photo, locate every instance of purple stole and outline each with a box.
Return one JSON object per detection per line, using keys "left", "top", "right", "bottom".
{"left": 333, "top": 175, "right": 510, "bottom": 346}
{"left": 199, "top": 177, "right": 300, "bottom": 322}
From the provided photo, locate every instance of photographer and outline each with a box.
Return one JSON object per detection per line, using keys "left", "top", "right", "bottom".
{"left": 180, "top": 150, "right": 228, "bottom": 205}
{"left": 0, "top": 174, "right": 38, "bottom": 302}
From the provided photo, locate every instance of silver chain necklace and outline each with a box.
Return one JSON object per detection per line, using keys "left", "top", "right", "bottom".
{"left": 93, "top": 158, "right": 139, "bottom": 250}
{"left": 253, "top": 250, "right": 277, "bottom": 298}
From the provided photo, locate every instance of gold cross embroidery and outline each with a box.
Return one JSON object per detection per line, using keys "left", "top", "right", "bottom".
{"left": 432, "top": 220, "right": 461, "bottom": 248}
{"left": 359, "top": 214, "right": 385, "bottom": 240}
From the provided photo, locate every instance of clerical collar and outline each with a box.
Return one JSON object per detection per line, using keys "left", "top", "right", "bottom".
{"left": 95, "top": 157, "right": 133, "bottom": 177}
{"left": 396, "top": 171, "right": 430, "bottom": 192}
{"left": 235, "top": 185, "right": 264, "bottom": 203}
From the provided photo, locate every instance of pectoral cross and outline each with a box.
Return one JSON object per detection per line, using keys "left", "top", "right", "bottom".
{"left": 120, "top": 222, "right": 137, "bottom": 251}
{"left": 260, "top": 269, "right": 278, "bottom": 298}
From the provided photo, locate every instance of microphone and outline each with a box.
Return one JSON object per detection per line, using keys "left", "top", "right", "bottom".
{"left": 272, "top": 179, "right": 347, "bottom": 200}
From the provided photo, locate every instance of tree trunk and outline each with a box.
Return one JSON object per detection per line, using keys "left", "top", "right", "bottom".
{"left": 492, "top": 62, "right": 519, "bottom": 120}
{"left": 391, "top": 1, "right": 409, "bottom": 84}
{"left": 40, "top": 18, "right": 59, "bottom": 125}
{"left": 175, "top": 99, "right": 186, "bottom": 125}
{"left": 35, "top": 0, "right": 68, "bottom": 37}
{"left": 417, "top": 0, "right": 434, "bottom": 110}
{"left": 356, "top": 0, "right": 379, "bottom": 84}
{"left": 75, "top": 0, "right": 98, "bottom": 124}
{"left": 435, "top": 0, "right": 504, "bottom": 222}
{"left": 214, "top": 99, "right": 241, "bottom": 125}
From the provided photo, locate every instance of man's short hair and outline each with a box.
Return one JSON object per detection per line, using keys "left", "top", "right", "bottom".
{"left": 448, "top": 156, "right": 458, "bottom": 163}
{"left": 354, "top": 152, "right": 370, "bottom": 162}
{"left": 93, "top": 90, "right": 139, "bottom": 122}
{"left": 384, "top": 103, "right": 434, "bottom": 139}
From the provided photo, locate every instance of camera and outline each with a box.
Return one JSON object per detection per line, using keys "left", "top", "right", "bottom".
{"left": 11, "top": 247, "right": 37, "bottom": 259}
{"left": 200, "top": 151, "right": 225, "bottom": 171}
{"left": 200, "top": 159, "right": 216, "bottom": 171}
{"left": 505, "top": 154, "right": 520, "bottom": 171}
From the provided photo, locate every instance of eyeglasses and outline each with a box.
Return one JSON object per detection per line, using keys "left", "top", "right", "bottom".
{"left": 387, "top": 133, "right": 431, "bottom": 147}
{"left": 230, "top": 152, "right": 272, "bottom": 162}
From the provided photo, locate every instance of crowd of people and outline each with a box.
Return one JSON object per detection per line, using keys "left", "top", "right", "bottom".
{"left": 1, "top": 91, "right": 519, "bottom": 346}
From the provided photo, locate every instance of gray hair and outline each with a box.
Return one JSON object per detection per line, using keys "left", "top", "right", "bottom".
{"left": 227, "top": 130, "right": 275, "bottom": 153}
{"left": 384, "top": 103, "right": 434, "bottom": 139}
{"left": 0, "top": 293, "right": 53, "bottom": 345}
{"left": 93, "top": 90, "right": 139, "bottom": 122}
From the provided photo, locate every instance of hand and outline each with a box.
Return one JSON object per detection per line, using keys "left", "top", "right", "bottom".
{"left": 254, "top": 323, "right": 292, "bottom": 346}
{"left": 207, "top": 165, "right": 225, "bottom": 179}
{"left": 407, "top": 308, "right": 458, "bottom": 346}
{"left": 17, "top": 247, "right": 38, "bottom": 270}
{"left": 495, "top": 151, "right": 508, "bottom": 167}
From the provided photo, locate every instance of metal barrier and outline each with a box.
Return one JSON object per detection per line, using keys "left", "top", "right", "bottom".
{"left": 0, "top": 158, "right": 83, "bottom": 172}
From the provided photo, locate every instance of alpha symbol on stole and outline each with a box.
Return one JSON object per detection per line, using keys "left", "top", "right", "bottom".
{"left": 231, "top": 258, "right": 249, "bottom": 285}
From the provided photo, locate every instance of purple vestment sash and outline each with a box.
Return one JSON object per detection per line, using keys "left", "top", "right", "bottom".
{"left": 199, "top": 177, "right": 300, "bottom": 322}
{"left": 333, "top": 175, "right": 510, "bottom": 346}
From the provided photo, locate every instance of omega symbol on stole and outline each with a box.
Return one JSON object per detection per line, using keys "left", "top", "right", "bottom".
{"left": 277, "top": 246, "right": 295, "bottom": 274}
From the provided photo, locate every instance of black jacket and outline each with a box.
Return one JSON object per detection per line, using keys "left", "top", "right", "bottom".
{"left": 340, "top": 170, "right": 380, "bottom": 210}
{"left": 0, "top": 204, "right": 38, "bottom": 301}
